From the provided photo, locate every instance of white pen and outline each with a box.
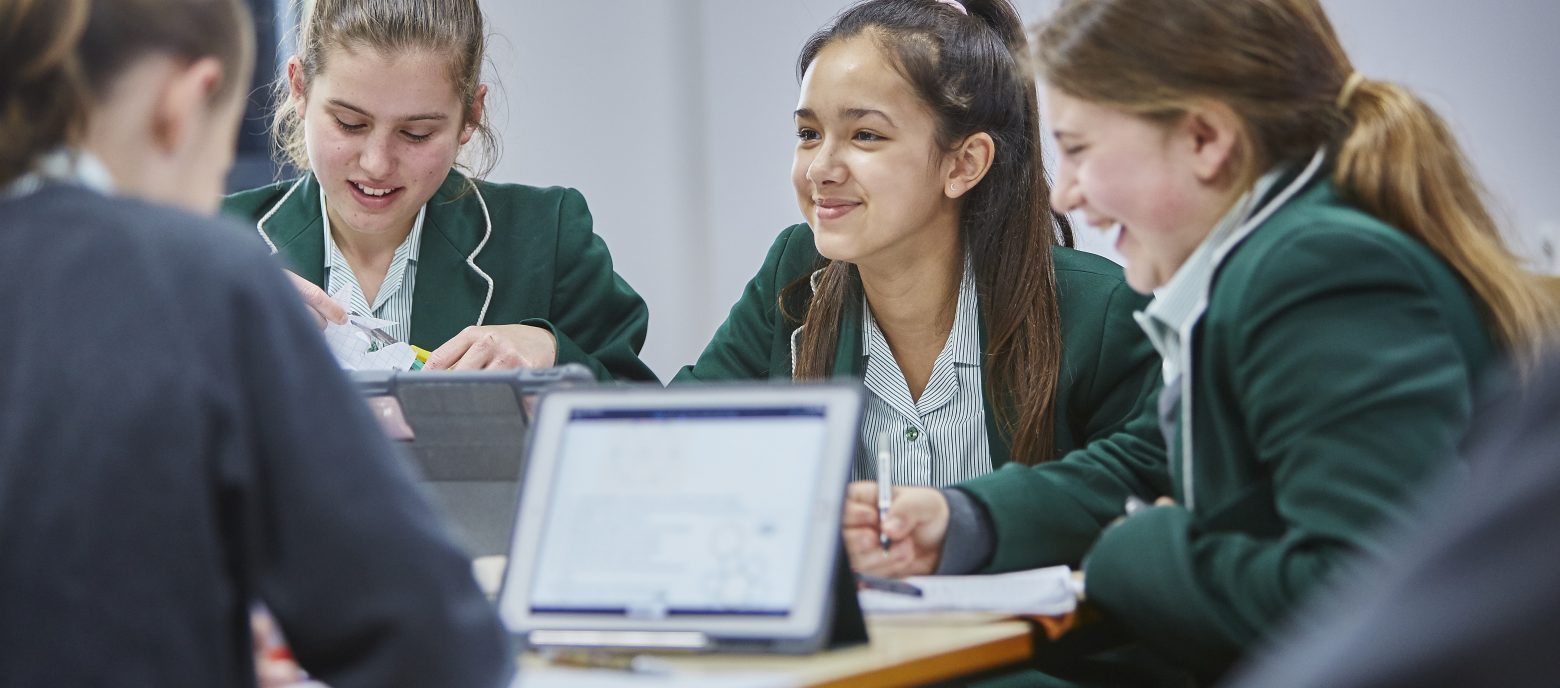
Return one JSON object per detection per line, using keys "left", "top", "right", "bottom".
{"left": 876, "top": 430, "right": 894, "bottom": 552}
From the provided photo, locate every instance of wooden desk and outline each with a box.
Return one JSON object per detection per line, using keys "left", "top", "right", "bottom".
{"left": 518, "top": 614, "right": 1033, "bottom": 688}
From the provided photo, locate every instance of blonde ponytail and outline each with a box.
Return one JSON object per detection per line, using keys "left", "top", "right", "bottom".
{"left": 1335, "top": 79, "right": 1560, "bottom": 370}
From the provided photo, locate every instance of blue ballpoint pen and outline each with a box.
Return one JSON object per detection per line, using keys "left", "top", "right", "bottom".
{"left": 855, "top": 571, "right": 923, "bottom": 597}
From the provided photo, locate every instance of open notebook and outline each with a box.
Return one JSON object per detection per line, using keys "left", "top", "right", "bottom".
{"left": 857, "top": 566, "right": 1079, "bottom": 617}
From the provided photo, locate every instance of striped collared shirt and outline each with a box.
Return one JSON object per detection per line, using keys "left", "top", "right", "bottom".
{"left": 320, "top": 187, "right": 426, "bottom": 342}
{"left": 853, "top": 260, "right": 990, "bottom": 488}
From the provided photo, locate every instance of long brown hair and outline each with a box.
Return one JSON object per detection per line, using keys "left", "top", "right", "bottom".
{"left": 271, "top": 0, "right": 497, "bottom": 177}
{"left": 785, "top": 0, "right": 1075, "bottom": 464}
{"left": 1035, "top": 0, "right": 1560, "bottom": 369}
{"left": 0, "top": 0, "right": 252, "bottom": 186}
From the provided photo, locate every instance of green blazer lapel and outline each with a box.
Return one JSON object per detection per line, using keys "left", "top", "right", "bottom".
{"left": 822, "top": 269, "right": 1010, "bottom": 463}
{"left": 409, "top": 171, "right": 494, "bottom": 349}
{"left": 979, "top": 307, "right": 1017, "bottom": 464}
{"left": 256, "top": 174, "right": 325, "bottom": 285}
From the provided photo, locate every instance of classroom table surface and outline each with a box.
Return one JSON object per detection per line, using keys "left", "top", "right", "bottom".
{"left": 514, "top": 613, "right": 1035, "bottom": 688}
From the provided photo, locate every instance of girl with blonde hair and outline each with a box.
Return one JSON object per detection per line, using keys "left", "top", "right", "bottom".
{"left": 227, "top": 0, "right": 655, "bottom": 380}
{"left": 852, "top": 0, "right": 1560, "bottom": 682}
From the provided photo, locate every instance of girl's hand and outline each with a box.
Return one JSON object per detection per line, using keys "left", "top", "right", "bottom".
{"left": 424, "top": 324, "right": 558, "bottom": 370}
{"left": 842, "top": 483, "right": 949, "bottom": 578}
{"left": 284, "top": 270, "right": 346, "bottom": 329}
{"left": 251, "top": 608, "right": 304, "bottom": 687}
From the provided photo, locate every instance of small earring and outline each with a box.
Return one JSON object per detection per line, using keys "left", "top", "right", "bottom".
{"left": 949, "top": 183, "right": 960, "bottom": 195}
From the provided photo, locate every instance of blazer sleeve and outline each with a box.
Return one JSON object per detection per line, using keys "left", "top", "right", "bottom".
{"left": 521, "top": 188, "right": 657, "bottom": 382}
{"left": 672, "top": 225, "right": 806, "bottom": 383}
{"left": 222, "top": 253, "right": 512, "bottom": 688}
{"left": 955, "top": 279, "right": 1171, "bottom": 572}
{"left": 1081, "top": 228, "right": 1479, "bottom": 674}
{"left": 1225, "top": 360, "right": 1560, "bottom": 688}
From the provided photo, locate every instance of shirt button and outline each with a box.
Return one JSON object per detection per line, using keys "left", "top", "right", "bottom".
{"left": 904, "top": 426, "right": 920, "bottom": 442}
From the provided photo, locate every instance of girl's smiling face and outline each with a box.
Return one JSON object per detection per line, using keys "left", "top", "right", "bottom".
{"left": 1045, "top": 87, "right": 1241, "bottom": 293}
{"left": 294, "top": 46, "right": 483, "bottom": 240}
{"left": 792, "top": 35, "right": 963, "bottom": 269}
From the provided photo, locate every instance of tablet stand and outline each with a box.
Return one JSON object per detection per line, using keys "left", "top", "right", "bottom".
{"left": 823, "top": 540, "right": 870, "bottom": 649}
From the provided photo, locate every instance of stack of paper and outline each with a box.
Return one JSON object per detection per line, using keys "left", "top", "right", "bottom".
{"left": 322, "top": 316, "right": 416, "bottom": 371}
{"left": 858, "top": 566, "right": 1078, "bottom": 617}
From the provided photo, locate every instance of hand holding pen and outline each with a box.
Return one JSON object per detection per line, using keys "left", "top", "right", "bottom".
{"left": 840, "top": 481, "right": 949, "bottom": 578}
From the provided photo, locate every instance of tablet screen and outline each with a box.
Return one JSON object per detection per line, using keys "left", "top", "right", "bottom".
{"left": 527, "top": 406, "right": 828, "bottom": 618}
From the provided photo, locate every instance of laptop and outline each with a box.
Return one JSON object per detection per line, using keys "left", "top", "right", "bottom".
{"left": 498, "top": 382, "right": 866, "bottom": 654}
{"left": 350, "top": 365, "right": 594, "bottom": 557}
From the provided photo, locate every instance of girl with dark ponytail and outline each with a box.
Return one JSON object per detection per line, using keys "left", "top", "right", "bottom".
{"left": 856, "top": 0, "right": 1560, "bottom": 682}
{"left": 678, "top": 0, "right": 1158, "bottom": 568}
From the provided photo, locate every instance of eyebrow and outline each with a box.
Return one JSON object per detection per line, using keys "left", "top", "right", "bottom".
{"left": 792, "top": 107, "right": 897, "bottom": 127}
{"left": 328, "top": 99, "right": 449, "bottom": 123}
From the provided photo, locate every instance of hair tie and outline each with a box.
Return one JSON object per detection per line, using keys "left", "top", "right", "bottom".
{"left": 1336, "top": 72, "right": 1366, "bottom": 110}
{"left": 935, "top": 0, "right": 968, "bottom": 15}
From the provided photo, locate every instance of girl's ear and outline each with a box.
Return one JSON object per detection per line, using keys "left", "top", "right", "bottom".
{"left": 944, "top": 132, "right": 995, "bottom": 199}
{"left": 150, "top": 57, "right": 224, "bottom": 156}
{"left": 459, "top": 84, "right": 488, "bottom": 146}
{"left": 287, "top": 57, "right": 308, "bottom": 119}
{"left": 1175, "top": 99, "right": 1243, "bottom": 185}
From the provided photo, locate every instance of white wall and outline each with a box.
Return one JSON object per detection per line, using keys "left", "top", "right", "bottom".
{"left": 1321, "top": 1, "right": 1560, "bottom": 268}
{"left": 481, "top": 1, "right": 707, "bottom": 381}
{"left": 482, "top": 0, "right": 1560, "bottom": 381}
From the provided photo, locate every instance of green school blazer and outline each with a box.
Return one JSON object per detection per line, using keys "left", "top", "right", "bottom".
{"left": 673, "top": 223, "right": 1159, "bottom": 467}
{"left": 222, "top": 171, "right": 657, "bottom": 383}
{"left": 956, "top": 175, "right": 1499, "bottom": 680}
